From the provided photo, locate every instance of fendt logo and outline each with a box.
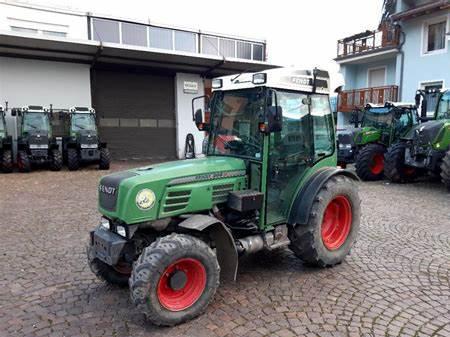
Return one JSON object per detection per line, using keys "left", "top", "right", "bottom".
{"left": 99, "top": 184, "right": 116, "bottom": 196}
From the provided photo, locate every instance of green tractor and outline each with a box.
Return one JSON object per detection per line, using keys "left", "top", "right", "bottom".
{"left": 385, "top": 89, "right": 450, "bottom": 188}
{"left": 353, "top": 102, "right": 418, "bottom": 181}
{"left": 59, "top": 107, "right": 111, "bottom": 171}
{"left": 0, "top": 106, "right": 13, "bottom": 173}
{"left": 87, "top": 68, "right": 361, "bottom": 326}
{"left": 11, "top": 105, "right": 62, "bottom": 173}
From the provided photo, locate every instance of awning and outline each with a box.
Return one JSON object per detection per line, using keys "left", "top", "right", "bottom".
{"left": 0, "top": 31, "right": 278, "bottom": 77}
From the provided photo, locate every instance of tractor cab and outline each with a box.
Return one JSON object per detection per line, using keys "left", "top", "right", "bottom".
{"left": 60, "top": 107, "right": 110, "bottom": 170}
{"left": 11, "top": 105, "right": 61, "bottom": 172}
{"left": 0, "top": 106, "right": 13, "bottom": 173}
{"left": 87, "top": 68, "right": 360, "bottom": 326}
{"left": 0, "top": 106, "right": 6, "bottom": 139}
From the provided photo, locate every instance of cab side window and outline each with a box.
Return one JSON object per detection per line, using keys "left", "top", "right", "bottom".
{"left": 311, "top": 95, "right": 334, "bottom": 160}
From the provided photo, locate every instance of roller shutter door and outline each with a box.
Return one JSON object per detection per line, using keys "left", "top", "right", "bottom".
{"left": 92, "top": 68, "right": 176, "bottom": 160}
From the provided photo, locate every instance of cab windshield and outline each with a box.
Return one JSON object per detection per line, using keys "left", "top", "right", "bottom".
{"left": 362, "top": 108, "right": 393, "bottom": 128}
{"left": 437, "top": 91, "right": 450, "bottom": 120}
{"left": 22, "top": 112, "right": 50, "bottom": 133}
{"left": 0, "top": 116, "right": 5, "bottom": 132}
{"left": 71, "top": 113, "right": 96, "bottom": 132}
{"left": 207, "top": 88, "right": 265, "bottom": 160}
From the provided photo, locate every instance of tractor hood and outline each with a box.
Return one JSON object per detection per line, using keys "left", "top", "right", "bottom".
{"left": 403, "top": 119, "right": 450, "bottom": 150}
{"left": 98, "top": 156, "right": 247, "bottom": 224}
{"left": 354, "top": 127, "right": 381, "bottom": 145}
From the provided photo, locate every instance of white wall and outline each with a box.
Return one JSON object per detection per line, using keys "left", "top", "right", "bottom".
{"left": 0, "top": 1, "right": 88, "bottom": 39}
{"left": 175, "top": 73, "right": 205, "bottom": 159}
{"left": 0, "top": 56, "right": 91, "bottom": 140}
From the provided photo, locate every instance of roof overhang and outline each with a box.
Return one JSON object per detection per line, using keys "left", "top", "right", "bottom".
{"left": 335, "top": 47, "right": 399, "bottom": 65}
{"left": 391, "top": 0, "right": 450, "bottom": 21}
{"left": 0, "top": 31, "right": 278, "bottom": 77}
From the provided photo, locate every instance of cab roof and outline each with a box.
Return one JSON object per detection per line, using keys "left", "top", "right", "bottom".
{"left": 212, "top": 68, "right": 330, "bottom": 95}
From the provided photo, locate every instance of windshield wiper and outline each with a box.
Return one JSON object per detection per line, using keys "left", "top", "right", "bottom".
{"left": 75, "top": 124, "right": 85, "bottom": 130}
{"left": 26, "top": 123, "right": 38, "bottom": 129}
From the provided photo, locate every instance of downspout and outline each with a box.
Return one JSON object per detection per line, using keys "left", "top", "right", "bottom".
{"left": 398, "top": 26, "right": 406, "bottom": 101}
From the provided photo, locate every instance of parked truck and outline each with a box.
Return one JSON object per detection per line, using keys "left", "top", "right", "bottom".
{"left": 87, "top": 68, "right": 361, "bottom": 326}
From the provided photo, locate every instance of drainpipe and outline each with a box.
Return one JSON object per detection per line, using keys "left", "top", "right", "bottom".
{"left": 398, "top": 26, "right": 406, "bottom": 101}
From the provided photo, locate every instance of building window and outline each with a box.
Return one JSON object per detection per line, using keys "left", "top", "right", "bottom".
{"left": 92, "top": 18, "right": 120, "bottom": 43}
{"left": 252, "top": 44, "right": 264, "bottom": 61}
{"left": 174, "top": 30, "right": 196, "bottom": 53}
{"left": 424, "top": 20, "right": 447, "bottom": 53}
{"left": 10, "top": 26, "right": 38, "bottom": 34}
{"left": 219, "top": 38, "right": 236, "bottom": 58}
{"left": 121, "top": 22, "right": 147, "bottom": 47}
{"left": 201, "top": 36, "right": 218, "bottom": 55}
{"left": 149, "top": 26, "right": 173, "bottom": 50}
{"left": 237, "top": 41, "right": 252, "bottom": 59}
{"left": 43, "top": 30, "right": 67, "bottom": 38}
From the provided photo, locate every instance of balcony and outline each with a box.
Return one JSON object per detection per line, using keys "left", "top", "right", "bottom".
{"left": 336, "top": 24, "right": 400, "bottom": 60}
{"left": 338, "top": 85, "right": 399, "bottom": 112}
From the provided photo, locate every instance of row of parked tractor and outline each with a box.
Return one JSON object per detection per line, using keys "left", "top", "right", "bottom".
{"left": 337, "top": 89, "right": 450, "bottom": 190}
{"left": 0, "top": 105, "right": 110, "bottom": 173}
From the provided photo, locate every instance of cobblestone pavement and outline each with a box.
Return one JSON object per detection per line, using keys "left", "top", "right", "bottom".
{"left": 1, "top": 162, "right": 449, "bottom": 337}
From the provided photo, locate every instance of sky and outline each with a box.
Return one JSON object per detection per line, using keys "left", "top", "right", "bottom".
{"left": 29, "top": 0, "right": 383, "bottom": 77}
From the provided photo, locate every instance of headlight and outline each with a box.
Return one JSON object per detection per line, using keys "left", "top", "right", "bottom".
{"left": 100, "top": 217, "right": 110, "bottom": 230}
{"left": 339, "top": 143, "right": 352, "bottom": 149}
{"left": 136, "top": 189, "right": 156, "bottom": 210}
{"left": 116, "top": 225, "right": 126, "bottom": 237}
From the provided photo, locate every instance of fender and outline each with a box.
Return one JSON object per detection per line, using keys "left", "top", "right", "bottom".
{"left": 178, "top": 214, "right": 238, "bottom": 281}
{"left": 288, "top": 167, "right": 359, "bottom": 226}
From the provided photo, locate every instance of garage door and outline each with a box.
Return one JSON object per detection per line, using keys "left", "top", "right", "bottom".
{"left": 92, "top": 68, "right": 176, "bottom": 160}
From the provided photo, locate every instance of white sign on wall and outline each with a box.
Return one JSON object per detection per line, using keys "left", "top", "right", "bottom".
{"left": 183, "top": 81, "right": 199, "bottom": 94}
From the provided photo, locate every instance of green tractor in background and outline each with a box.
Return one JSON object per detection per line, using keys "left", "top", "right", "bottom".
{"left": 58, "top": 107, "right": 110, "bottom": 171}
{"left": 12, "top": 105, "right": 62, "bottom": 173}
{"left": 385, "top": 89, "right": 450, "bottom": 188}
{"left": 353, "top": 102, "right": 418, "bottom": 181}
{"left": 0, "top": 106, "right": 13, "bottom": 173}
{"left": 87, "top": 68, "right": 361, "bottom": 326}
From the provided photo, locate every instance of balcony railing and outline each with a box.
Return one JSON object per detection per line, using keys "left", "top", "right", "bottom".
{"left": 338, "top": 85, "right": 399, "bottom": 112}
{"left": 337, "top": 24, "right": 400, "bottom": 59}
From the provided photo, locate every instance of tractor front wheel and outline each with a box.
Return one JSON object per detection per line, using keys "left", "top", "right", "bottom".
{"left": 355, "top": 144, "right": 386, "bottom": 181}
{"left": 99, "top": 147, "right": 111, "bottom": 170}
{"left": 49, "top": 149, "right": 62, "bottom": 171}
{"left": 67, "top": 148, "right": 80, "bottom": 171}
{"left": 130, "top": 233, "right": 220, "bottom": 326}
{"left": 440, "top": 150, "right": 450, "bottom": 190}
{"left": 17, "top": 151, "right": 31, "bottom": 173}
{"left": 288, "top": 175, "right": 360, "bottom": 267}
{"left": 1, "top": 150, "right": 13, "bottom": 173}
{"left": 384, "top": 142, "right": 418, "bottom": 183}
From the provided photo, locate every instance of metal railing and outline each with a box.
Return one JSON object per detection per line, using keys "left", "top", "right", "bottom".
{"left": 337, "top": 25, "right": 400, "bottom": 58}
{"left": 338, "top": 85, "right": 399, "bottom": 112}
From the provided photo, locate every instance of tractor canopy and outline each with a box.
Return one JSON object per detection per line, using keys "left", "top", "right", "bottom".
{"left": 98, "top": 156, "right": 246, "bottom": 224}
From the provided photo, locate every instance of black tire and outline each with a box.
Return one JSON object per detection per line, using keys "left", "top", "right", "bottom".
{"left": 17, "top": 150, "right": 31, "bottom": 173}
{"left": 99, "top": 147, "right": 111, "bottom": 170}
{"left": 49, "top": 149, "right": 62, "bottom": 171}
{"left": 355, "top": 143, "right": 386, "bottom": 181}
{"left": 87, "top": 244, "right": 131, "bottom": 287}
{"left": 288, "top": 175, "right": 360, "bottom": 267}
{"left": 1, "top": 150, "right": 13, "bottom": 173}
{"left": 440, "top": 150, "right": 450, "bottom": 190}
{"left": 384, "top": 142, "right": 419, "bottom": 183}
{"left": 130, "top": 233, "right": 220, "bottom": 326}
{"left": 67, "top": 148, "right": 80, "bottom": 171}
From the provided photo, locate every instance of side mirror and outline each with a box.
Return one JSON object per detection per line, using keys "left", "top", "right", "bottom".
{"left": 266, "top": 106, "right": 283, "bottom": 133}
{"left": 194, "top": 109, "right": 209, "bottom": 131}
{"left": 415, "top": 93, "right": 421, "bottom": 108}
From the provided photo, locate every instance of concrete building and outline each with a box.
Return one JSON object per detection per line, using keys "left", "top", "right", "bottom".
{"left": 334, "top": 0, "right": 450, "bottom": 129}
{"left": 0, "top": 0, "right": 274, "bottom": 160}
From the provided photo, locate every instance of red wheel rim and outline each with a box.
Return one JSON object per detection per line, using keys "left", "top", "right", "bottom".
{"left": 321, "top": 196, "right": 352, "bottom": 250}
{"left": 370, "top": 153, "right": 384, "bottom": 175}
{"left": 403, "top": 167, "right": 416, "bottom": 176}
{"left": 157, "top": 258, "right": 206, "bottom": 311}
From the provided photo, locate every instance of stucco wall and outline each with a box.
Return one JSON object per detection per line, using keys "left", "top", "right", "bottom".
{"left": 400, "top": 10, "right": 450, "bottom": 102}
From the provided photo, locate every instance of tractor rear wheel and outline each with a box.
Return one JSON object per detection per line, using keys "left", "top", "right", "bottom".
{"left": 355, "top": 143, "right": 386, "bottom": 181}
{"left": 288, "top": 175, "right": 360, "bottom": 267}
{"left": 17, "top": 151, "right": 31, "bottom": 173}
{"left": 49, "top": 149, "right": 62, "bottom": 171}
{"left": 99, "top": 147, "right": 111, "bottom": 170}
{"left": 1, "top": 150, "right": 13, "bottom": 173}
{"left": 130, "top": 233, "right": 220, "bottom": 326}
{"left": 440, "top": 150, "right": 450, "bottom": 190}
{"left": 67, "top": 148, "right": 80, "bottom": 171}
{"left": 87, "top": 244, "right": 131, "bottom": 287}
{"left": 384, "top": 142, "right": 418, "bottom": 183}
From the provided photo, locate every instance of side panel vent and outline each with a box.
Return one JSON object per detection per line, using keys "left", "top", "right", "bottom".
{"left": 212, "top": 183, "right": 234, "bottom": 203}
{"left": 163, "top": 190, "right": 191, "bottom": 213}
